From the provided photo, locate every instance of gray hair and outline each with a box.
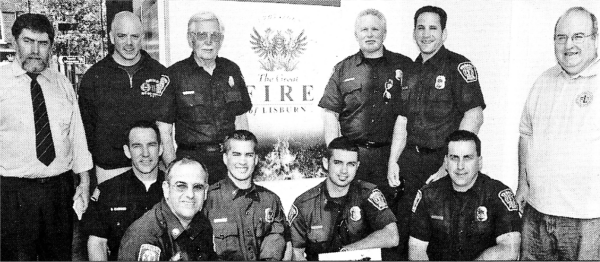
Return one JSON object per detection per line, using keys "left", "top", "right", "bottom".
{"left": 187, "top": 11, "right": 225, "bottom": 33}
{"left": 355, "top": 8, "right": 387, "bottom": 33}
{"left": 555, "top": 7, "right": 597, "bottom": 38}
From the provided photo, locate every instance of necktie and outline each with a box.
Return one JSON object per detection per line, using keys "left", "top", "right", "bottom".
{"left": 27, "top": 73, "right": 56, "bottom": 166}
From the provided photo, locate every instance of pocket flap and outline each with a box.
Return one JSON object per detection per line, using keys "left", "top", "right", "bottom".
{"left": 213, "top": 222, "right": 239, "bottom": 238}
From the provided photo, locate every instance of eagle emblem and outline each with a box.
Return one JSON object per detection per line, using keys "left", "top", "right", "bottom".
{"left": 250, "top": 28, "right": 308, "bottom": 71}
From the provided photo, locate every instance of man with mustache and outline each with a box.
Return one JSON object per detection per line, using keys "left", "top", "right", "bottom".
{"left": 79, "top": 11, "right": 171, "bottom": 184}
{"left": 517, "top": 6, "right": 600, "bottom": 260}
{"left": 0, "top": 13, "right": 93, "bottom": 260}
{"left": 289, "top": 136, "right": 398, "bottom": 261}
{"left": 204, "top": 130, "right": 288, "bottom": 260}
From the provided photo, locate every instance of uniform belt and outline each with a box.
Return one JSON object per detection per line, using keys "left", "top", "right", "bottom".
{"left": 410, "top": 144, "right": 444, "bottom": 154}
{"left": 0, "top": 171, "right": 70, "bottom": 184}
{"left": 178, "top": 142, "right": 222, "bottom": 153}
{"left": 353, "top": 140, "right": 391, "bottom": 149}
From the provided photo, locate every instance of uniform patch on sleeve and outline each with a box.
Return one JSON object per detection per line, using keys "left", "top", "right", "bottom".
{"left": 138, "top": 244, "right": 161, "bottom": 261}
{"left": 265, "top": 208, "right": 274, "bottom": 223}
{"left": 368, "top": 189, "right": 388, "bottom": 210}
{"left": 288, "top": 204, "right": 299, "bottom": 223}
{"left": 498, "top": 189, "right": 519, "bottom": 211}
{"left": 412, "top": 190, "right": 422, "bottom": 213}
{"left": 457, "top": 62, "right": 478, "bottom": 83}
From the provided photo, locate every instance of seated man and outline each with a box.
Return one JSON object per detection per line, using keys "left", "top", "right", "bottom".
{"left": 82, "top": 120, "right": 165, "bottom": 261}
{"left": 409, "top": 130, "right": 520, "bottom": 260}
{"left": 289, "top": 136, "right": 398, "bottom": 261}
{"left": 118, "top": 157, "right": 216, "bottom": 261}
{"left": 204, "top": 130, "right": 288, "bottom": 260}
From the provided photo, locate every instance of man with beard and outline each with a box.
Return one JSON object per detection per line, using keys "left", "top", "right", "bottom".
{"left": 289, "top": 137, "right": 398, "bottom": 261}
{"left": 0, "top": 13, "right": 93, "bottom": 260}
{"left": 204, "top": 130, "right": 288, "bottom": 260}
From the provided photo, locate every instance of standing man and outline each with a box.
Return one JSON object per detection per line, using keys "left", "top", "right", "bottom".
{"left": 82, "top": 121, "right": 165, "bottom": 261}
{"left": 517, "top": 7, "right": 600, "bottom": 260}
{"left": 79, "top": 11, "right": 172, "bottom": 184}
{"left": 0, "top": 13, "right": 93, "bottom": 260}
{"left": 160, "top": 11, "right": 253, "bottom": 185}
{"left": 204, "top": 130, "right": 288, "bottom": 260}
{"left": 409, "top": 130, "right": 520, "bottom": 260}
{"left": 387, "top": 6, "right": 486, "bottom": 259}
{"left": 318, "top": 9, "right": 413, "bottom": 199}
{"left": 289, "top": 136, "right": 398, "bottom": 261}
{"left": 118, "top": 157, "right": 216, "bottom": 261}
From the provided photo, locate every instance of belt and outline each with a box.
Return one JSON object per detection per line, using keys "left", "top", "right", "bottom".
{"left": 0, "top": 171, "right": 70, "bottom": 184}
{"left": 353, "top": 140, "right": 391, "bottom": 149}
{"left": 410, "top": 144, "right": 445, "bottom": 154}
{"left": 178, "top": 142, "right": 222, "bottom": 153}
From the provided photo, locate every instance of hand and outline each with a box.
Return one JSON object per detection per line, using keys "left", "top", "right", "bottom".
{"left": 73, "top": 182, "right": 90, "bottom": 213}
{"left": 425, "top": 167, "right": 447, "bottom": 184}
{"left": 515, "top": 185, "right": 529, "bottom": 214}
{"left": 387, "top": 162, "right": 401, "bottom": 187}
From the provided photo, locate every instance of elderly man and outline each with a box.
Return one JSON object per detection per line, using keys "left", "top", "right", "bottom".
{"left": 79, "top": 11, "right": 172, "bottom": 184}
{"left": 409, "top": 131, "right": 521, "bottom": 260}
{"left": 0, "top": 13, "right": 93, "bottom": 260}
{"left": 82, "top": 121, "right": 165, "bottom": 261}
{"left": 204, "top": 130, "right": 288, "bottom": 260}
{"left": 159, "top": 11, "right": 253, "bottom": 185}
{"left": 517, "top": 6, "right": 600, "bottom": 260}
{"left": 289, "top": 136, "right": 398, "bottom": 261}
{"left": 388, "top": 6, "right": 486, "bottom": 259}
{"left": 118, "top": 157, "right": 216, "bottom": 261}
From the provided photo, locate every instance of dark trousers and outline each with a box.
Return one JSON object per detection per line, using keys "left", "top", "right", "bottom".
{"left": 177, "top": 148, "right": 227, "bottom": 185}
{"left": 395, "top": 145, "right": 446, "bottom": 260}
{"left": 1, "top": 172, "right": 74, "bottom": 261}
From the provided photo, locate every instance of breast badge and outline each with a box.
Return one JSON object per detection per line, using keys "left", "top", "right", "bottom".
{"left": 140, "top": 75, "right": 170, "bottom": 97}
{"left": 576, "top": 91, "right": 593, "bottom": 107}
{"left": 476, "top": 206, "right": 488, "bottom": 222}
{"left": 458, "top": 62, "right": 478, "bottom": 83}
{"left": 228, "top": 76, "right": 235, "bottom": 87}
{"left": 435, "top": 75, "right": 446, "bottom": 89}
{"left": 349, "top": 206, "right": 362, "bottom": 221}
{"left": 138, "top": 244, "right": 161, "bottom": 261}
{"left": 395, "top": 69, "right": 403, "bottom": 85}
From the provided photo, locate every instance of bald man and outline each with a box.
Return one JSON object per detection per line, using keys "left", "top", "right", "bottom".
{"left": 79, "top": 11, "right": 172, "bottom": 184}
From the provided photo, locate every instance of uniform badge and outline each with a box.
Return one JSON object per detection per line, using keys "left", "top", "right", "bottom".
{"left": 349, "top": 206, "right": 361, "bottom": 221}
{"left": 576, "top": 91, "right": 593, "bottom": 107}
{"left": 265, "top": 208, "right": 274, "bottom": 223}
{"left": 288, "top": 204, "right": 299, "bottom": 223}
{"left": 412, "top": 190, "right": 422, "bottom": 213}
{"left": 228, "top": 76, "right": 235, "bottom": 87}
{"left": 171, "top": 228, "right": 181, "bottom": 237}
{"left": 476, "top": 206, "right": 488, "bottom": 222}
{"left": 91, "top": 187, "right": 100, "bottom": 201}
{"left": 138, "top": 244, "right": 161, "bottom": 261}
{"left": 368, "top": 189, "right": 388, "bottom": 211}
{"left": 435, "top": 75, "right": 446, "bottom": 90}
{"left": 140, "top": 75, "right": 170, "bottom": 97}
{"left": 395, "top": 69, "right": 403, "bottom": 85}
{"left": 498, "top": 189, "right": 519, "bottom": 211}
{"left": 458, "top": 62, "right": 478, "bottom": 83}
{"left": 383, "top": 79, "right": 393, "bottom": 99}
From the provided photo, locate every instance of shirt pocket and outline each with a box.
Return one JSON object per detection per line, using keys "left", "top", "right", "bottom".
{"left": 307, "top": 227, "right": 329, "bottom": 243}
{"left": 426, "top": 87, "right": 453, "bottom": 121}
{"left": 340, "top": 81, "right": 363, "bottom": 113}
{"left": 178, "top": 91, "right": 207, "bottom": 120}
{"left": 213, "top": 222, "right": 240, "bottom": 255}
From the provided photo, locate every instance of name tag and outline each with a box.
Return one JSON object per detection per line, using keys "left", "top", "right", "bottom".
{"left": 431, "top": 215, "right": 444, "bottom": 221}
{"left": 182, "top": 91, "right": 195, "bottom": 95}
{"left": 110, "top": 207, "right": 127, "bottom": 211}
{"left": 214, "top": 218, "right": 228, "bottom": 223}
{"left": 343, "top": 78, "right": 355, "bottom": 82}
{"left": 310, "top": 225, "right": 323, "bottom": 230}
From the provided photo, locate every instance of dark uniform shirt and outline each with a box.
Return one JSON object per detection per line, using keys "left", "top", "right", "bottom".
{"left": 318, "top": 48, "right": 412, "bottom": 143}
{"left": 410, "top": 173, "right": 521, "bottom": 261}
{"left": 289, "top": 180, "right": 397, "bottom": 260}
{"left": 403, "top": 46, "right": 486, "bottom": 149}
{"left": 204, "top": 178, "right": 289, "bottom": 260}
{"left": 161, "top": 54, "right": 253, "bottom": 145}
{"left": 81, "top": 169, "right": 164, "bottom": 260}
{"left": 118, "top": 200, "right": 216, "bottom": 261}
{"left": 79, "top": 50, "right": 171, "bottom": 169}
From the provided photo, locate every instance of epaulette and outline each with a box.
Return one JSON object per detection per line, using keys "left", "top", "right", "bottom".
{"left": 293, "top": 183, "right": 323, "bottom": 204}
{"left": 208, "top": 181, "right": 222, "bottom": 192}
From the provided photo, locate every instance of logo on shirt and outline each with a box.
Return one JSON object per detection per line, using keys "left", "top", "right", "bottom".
{"left": 265, "top": 208, "right": 274, "bottom": 223}
{"left": 288, "top": 204, "right": 299, "bottom": 223}
{"left": 435, "top": 75, "right": 446, "bottom": 90}
{"left": 498, "top": 189, "right": 519, "bottom": 212}
{"left": 412, "top": 190, "right": 422, "bottom": 213}
{"left": 476, "top": 206, "right": 488, "bottom": 222}
{"left": 140, "top": 75, "right": 170, "bottom": 97}
{"left": 349, "top": 206, "right": 362, "bottom": 221}
{"left": 576, "top": 91, "right": 593, "bottom": 107}
{"left": 138, "top": 244, "right": 161, "bottom": 261}
{"left": 458, "top": 62, "right": 478, "bottom": 83}
{"left": 368, "top": 189, "right": 388, "bottom": 211}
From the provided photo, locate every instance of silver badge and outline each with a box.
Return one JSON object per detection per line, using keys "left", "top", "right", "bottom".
{"left": 476, "top": 206, "right": 488, "bottom": 222}
{"left": 435, "top": 75, "right": 446, "bottom": 90}
{"left": 349, "top": 206, "right": 361, "bottom": 221}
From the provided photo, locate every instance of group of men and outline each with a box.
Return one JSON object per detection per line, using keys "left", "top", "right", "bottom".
{"left": 0, "top": 3, "right": 598, "bottom": 262}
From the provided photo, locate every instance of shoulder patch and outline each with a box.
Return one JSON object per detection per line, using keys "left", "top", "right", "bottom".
{"left": 498, "top": 189, "right": 519, "bottom": 211}
{"left": 288, "top": 204, "right": 299, "bottom": 223}
{"left": 138, "top": 244, "right": 161, "bottom": 261}
{"left": 367, "top": 189, "right": 388, "bottom": 211}
{"left": 412, "top": 190, "right": 422, "bottom": 213}
{"left": 457, "top": 62, "right": 478, "bottom": 83}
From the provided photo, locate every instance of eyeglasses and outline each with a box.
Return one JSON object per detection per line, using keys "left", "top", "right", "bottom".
{"left": 170, "top": 182, "right": 206, "bottom": 194}
{"left": 554, "top": 33, "right": 595, "bottom": 44}
{"left": 189, "top": 31, "right": 223, "bottom": 43}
